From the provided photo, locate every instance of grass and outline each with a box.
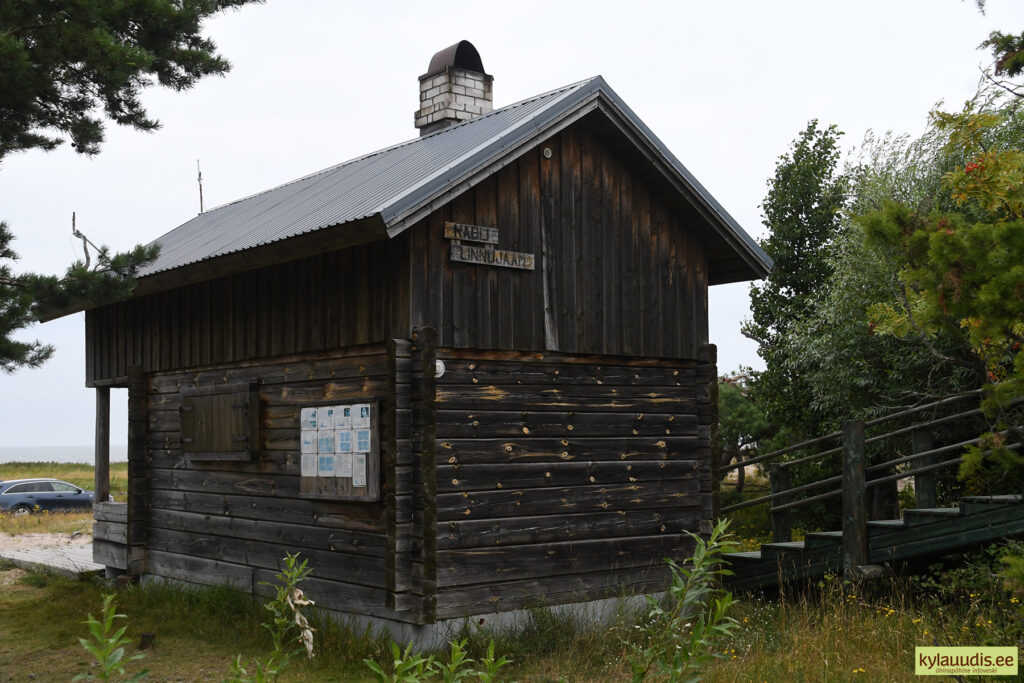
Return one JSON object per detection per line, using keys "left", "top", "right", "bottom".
{"left": 0, "top": 554, "right": 1020, "bottom": 682}
{"left": 0, "top": 571, "right": 393, "bottom": 682}
{"left": 0, "top": 461, "right": 129, "bottom": 497}
{"left": 0, "top": 463, "right": 1017, "bottom": 679}
{"left": 705, "top": 576, "right": 1021, "bottom": 682}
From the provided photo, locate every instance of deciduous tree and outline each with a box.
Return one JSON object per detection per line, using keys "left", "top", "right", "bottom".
{"left": 742, "top": 120, "right": 847, "bottom": 438}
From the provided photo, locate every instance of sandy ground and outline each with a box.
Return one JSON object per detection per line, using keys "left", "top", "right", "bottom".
{"left": 0, "top": 531, "right": 92, "bottom": 551}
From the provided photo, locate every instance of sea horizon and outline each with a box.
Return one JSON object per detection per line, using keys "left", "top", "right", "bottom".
{"left": 0, "top": 444, "right": 129, "bottom": 464}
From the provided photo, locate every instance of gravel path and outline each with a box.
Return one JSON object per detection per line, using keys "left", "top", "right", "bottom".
{"left": 0, "top": 531, "right": 92, "bottom": 551}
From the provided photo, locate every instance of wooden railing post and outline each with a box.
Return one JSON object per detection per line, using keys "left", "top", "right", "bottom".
{"left": 911, "top": 425, "right": 936, "bottom": 509}
{"left": 94, "top": 386, "right": 110, "bottom": 506}
{"left": 770, "top": 463, "right": 791, "bottom": 543}
{"left": 842, "top": 420, "right": 868, "bottom": 575}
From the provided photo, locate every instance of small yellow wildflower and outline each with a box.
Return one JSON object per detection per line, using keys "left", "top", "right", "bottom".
{"left": 912, "top": 618, "right": 922, "bottom": 624}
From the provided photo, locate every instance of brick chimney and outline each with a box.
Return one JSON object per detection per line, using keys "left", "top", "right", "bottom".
{"left": 415, "top": 40, "right": 493, "bottom": 136}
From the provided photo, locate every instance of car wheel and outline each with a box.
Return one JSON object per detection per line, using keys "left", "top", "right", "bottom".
{"left": 11, "top": 504, "right": 33, "bottom": 517}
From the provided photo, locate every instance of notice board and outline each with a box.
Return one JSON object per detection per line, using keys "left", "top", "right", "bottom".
{"left": 298, "top": 400, "right": 380, "bottom": 501}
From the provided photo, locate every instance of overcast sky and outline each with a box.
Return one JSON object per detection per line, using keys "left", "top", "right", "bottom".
{"left": 1, "top": 0, "right": 1021, "bottom": 448}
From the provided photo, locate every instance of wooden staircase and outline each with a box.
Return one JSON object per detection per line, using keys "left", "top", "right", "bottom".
{"left": 717, "top": 389, "right": 1023, "bottom": 590}
{"left": 724, "top": 495, "right": 1024, "bottom": 590}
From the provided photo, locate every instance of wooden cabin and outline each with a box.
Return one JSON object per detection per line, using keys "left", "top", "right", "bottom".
{"left": 72, "top": 41, "right": 771, "bottom": 633}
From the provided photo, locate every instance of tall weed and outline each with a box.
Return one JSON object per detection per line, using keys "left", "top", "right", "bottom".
{"left": 627, "top": 518, "right": 739, "bottom": 683}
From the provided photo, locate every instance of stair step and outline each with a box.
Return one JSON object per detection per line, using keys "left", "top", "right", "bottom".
{"left": 760, "top": 541, "right": 806, "bottom": 559}
{"left": 903, "top": 507, "right": 961, "bottom": 526}
{"left": 804, "top": 531, "right": 843, "bottom": 549}
{"left": 722, "top": 550, "right": 762, "bottom": 564}
{"left": 961, "top": 495, "right": 1024, "bottom": 515}
{"left": 867, "top": 519, "right": 905, "bottom": 530}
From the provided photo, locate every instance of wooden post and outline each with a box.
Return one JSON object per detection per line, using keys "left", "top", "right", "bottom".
{"left": 842, "top": 420, "right": 868, "bottom": 575}
{"left": 912, "top": 425, "right": 936, "bottom": 509}
{"left": 126, "top": 367, "right": 148, "bottom": 575}
{"left": 697, "top": 344, "right": 718, "bottom": 532}
{"left": 709, "top": 378, "right": 721, "bottom": 521}
{"left": 94, "top": 387, "right": 110, "bottom": 506}
{"left": 770, "top": 464, "right": 791, "bottom": 543}
{"left": 411, "top": 328, "right": 438, "bottom": 624}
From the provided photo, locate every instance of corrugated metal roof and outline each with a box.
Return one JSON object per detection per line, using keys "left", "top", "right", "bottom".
{"left": 142, "top": 76, "right": 771, "bottom": 278}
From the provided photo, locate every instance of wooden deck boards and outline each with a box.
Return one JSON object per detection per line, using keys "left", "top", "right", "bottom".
{"left": 0, "top": 544, "right": 104, "bottom": 579}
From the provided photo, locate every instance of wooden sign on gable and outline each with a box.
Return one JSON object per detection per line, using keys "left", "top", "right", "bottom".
{"left": 444, "top": 221, "right": 535, "bottom": 271}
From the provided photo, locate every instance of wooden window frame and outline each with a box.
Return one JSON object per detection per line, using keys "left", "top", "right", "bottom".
{"left": 179, "top": 382, "right": 259, "bottom": 461}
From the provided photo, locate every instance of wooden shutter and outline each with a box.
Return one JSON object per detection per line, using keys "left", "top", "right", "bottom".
{"left": 180, "top": 382, "right": 259, "bottom": 461}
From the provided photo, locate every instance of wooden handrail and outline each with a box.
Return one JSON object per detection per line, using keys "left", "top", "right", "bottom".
{"left": 721, "top": 473, "right": 842, "bottom": 513}
{"left": 764, "top": 442, "right": 1021, "bottom": 513}
{"left": 721, "top": 386, "right": 1021, "bottom": 535}
{"left": 864, "top": 430, "right": 1010, "bottom": 475}
{"left": 720, "top": 431, "right": 840, "bottom": 473}
{"left": 863, "top": 389, "right": 983, "bottom": 428}
{"left": 720, "top": 389, "right": 990, "bottom": 475}
{"left": 780, "top": 405, "right": 999, "bottom": 471}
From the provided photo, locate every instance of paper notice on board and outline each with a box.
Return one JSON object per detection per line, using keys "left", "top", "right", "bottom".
{"left": 354, "top": 428, "right": 371, "bottom": 453}
{"left": 352, "top": 453, "right": 366, "bottom": 487}
{"left": 317, "top": 454, "right": 336, "bottom": 476}
{"left": 318, "top": 432, "right": 335, "bottom": 454}
{"left": 301, "top": 453, "right": 317, "bottom": 477}
{"left": 300, "top": 430, "right": 317, "bottom": 454}
{"left": 335, "top": 429, "right": 352, "bottom": 453}
{"left": 334, "top": 405, "right": 352, "bottom": 430}
{"left": 337, "top": 452, "right": 353, "bottom": 477}
{"left": 352, "top": 404, "right": 371, "bottom": 429}
{"left": 300, "top": 407, "right": 318, "bottom": 430}
{"left": 318, "top": 406, "right": 335, "bottom": 431}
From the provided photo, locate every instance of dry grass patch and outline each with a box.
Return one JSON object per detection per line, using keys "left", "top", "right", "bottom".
{"left": 0, "top": 510, "right": 94, "bottom": 536}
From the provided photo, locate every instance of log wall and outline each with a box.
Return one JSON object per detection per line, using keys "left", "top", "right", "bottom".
{"left": 429, "top": 345, "right": 716, "bottom": 619}
{"left": 138, "top": 344, "right": 421, "bottom": 621}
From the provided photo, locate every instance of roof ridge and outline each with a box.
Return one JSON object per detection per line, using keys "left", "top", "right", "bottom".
{"left": 199, "top": 77, "right": 600, "bottom": 216}
{"left": 377, "top": 78, "right": 600, "bottom": 223}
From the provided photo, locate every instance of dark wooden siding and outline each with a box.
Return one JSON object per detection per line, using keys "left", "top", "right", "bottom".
{"left": 409, "top": 125, "right": 710, "bottom": 359}
{"left": 88, "top": 122, "right": 711, "bottom": 384}
{"left": 140, "top": 345, "right": 420, "bottom": 621}
{"left": 429, "top": 347, "right": 716, "bottom": 619}
{"left": 86, "top": 237, "right": 410, "bottom": 384}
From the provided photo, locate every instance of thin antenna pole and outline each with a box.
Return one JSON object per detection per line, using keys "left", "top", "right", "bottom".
{"left": 197, "top": 159, "right": 205, "bottom": 214}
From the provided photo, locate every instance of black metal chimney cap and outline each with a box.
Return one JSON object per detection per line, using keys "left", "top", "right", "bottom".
{"left": 423, "top": 40, "right": 489, "bottom": 77}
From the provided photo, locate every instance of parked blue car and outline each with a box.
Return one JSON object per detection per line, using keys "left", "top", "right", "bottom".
{"left": 0, "top": 478, "right": 97, "bottom": 515}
